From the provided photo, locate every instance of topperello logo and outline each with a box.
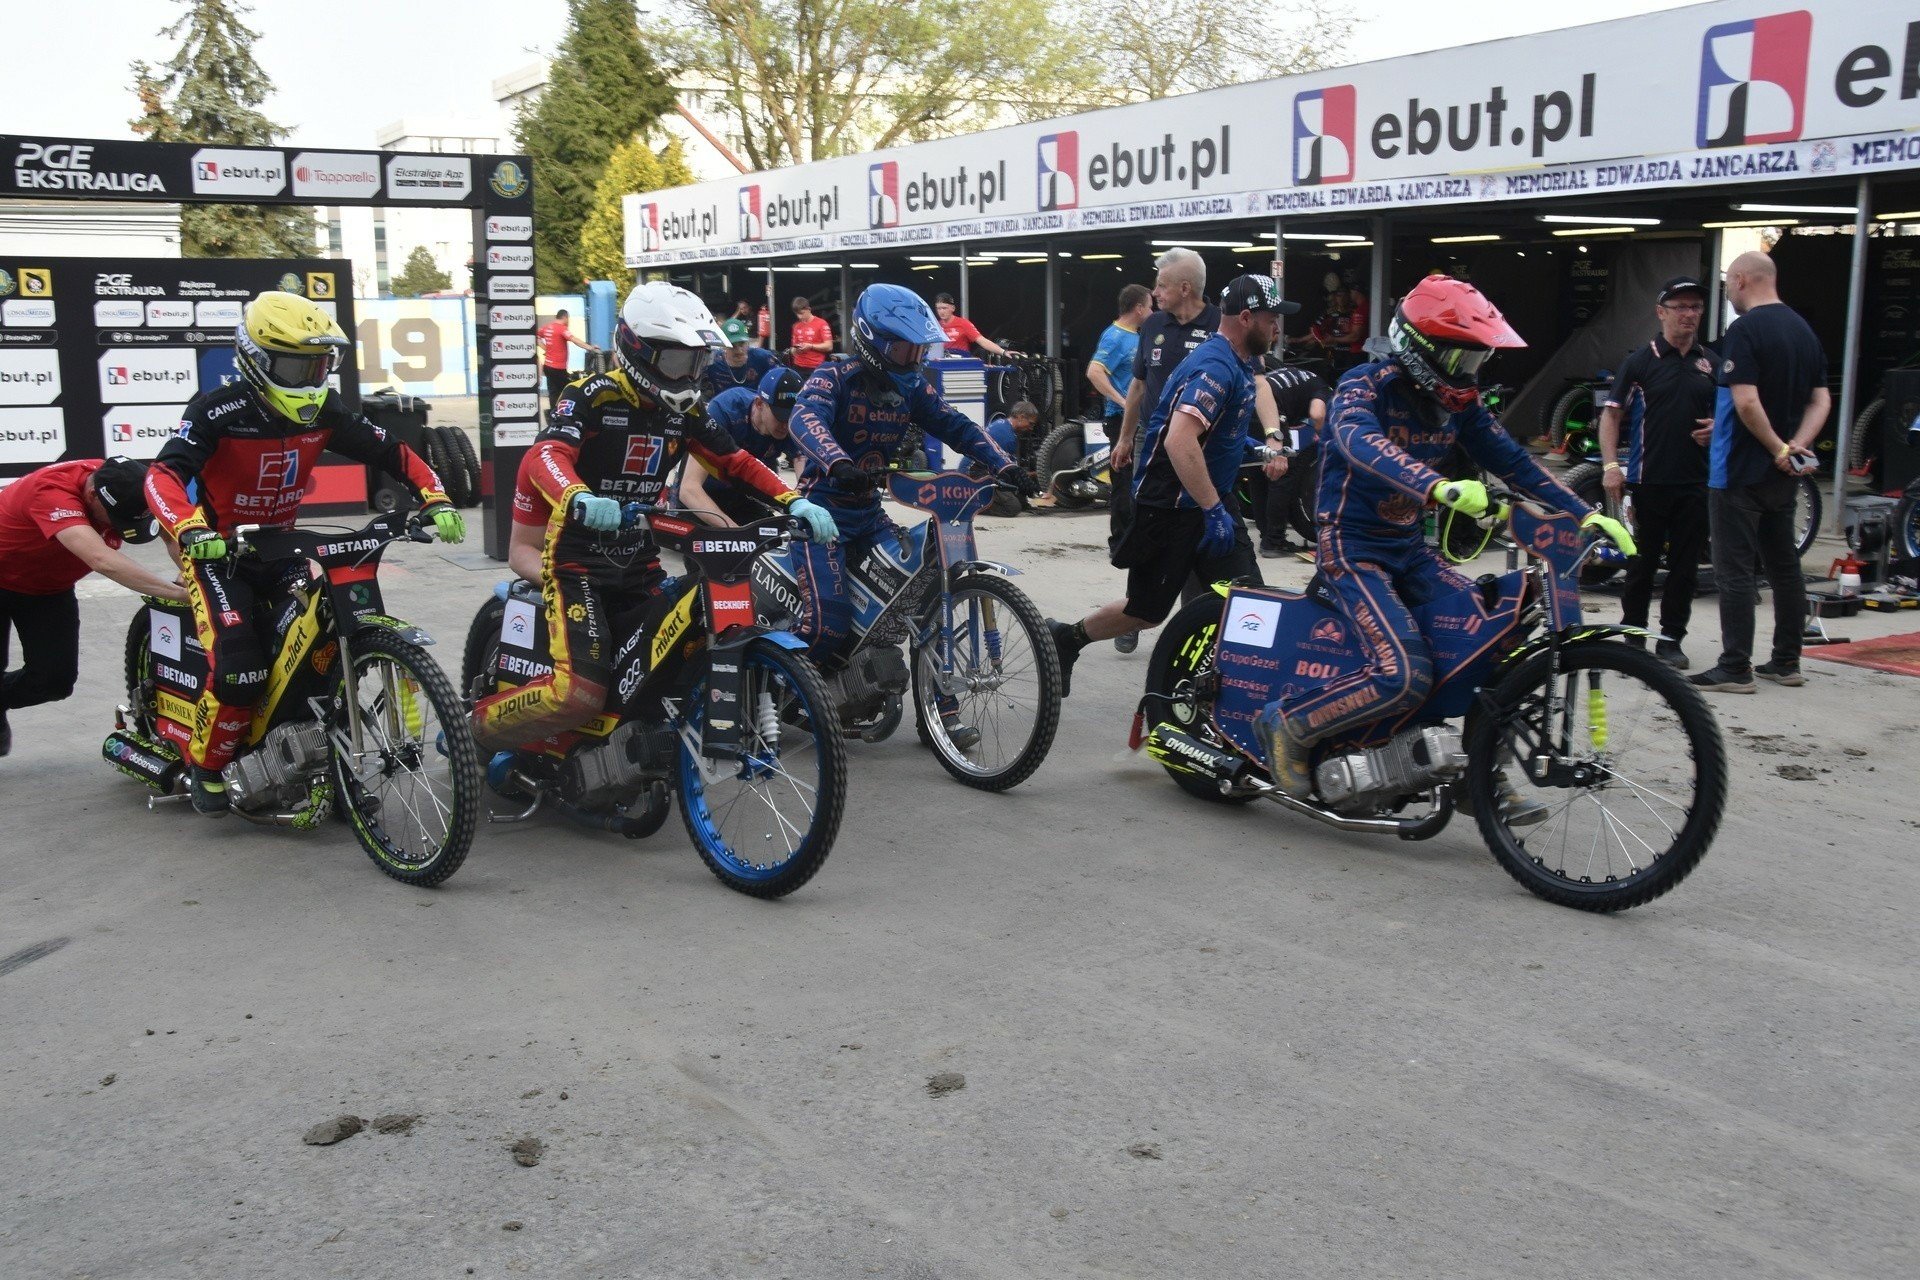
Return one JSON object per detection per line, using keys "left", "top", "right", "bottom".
{"left": 1293, "top": 85, "right": 1356, "bottom": 185}
{"left": 868, "top": 162, "right": 899, "bottom": 229}
{"left": 1037, "top": 132, "right": 1078, "bottom": 211}
{"left": 1697, "top": 10, "right": 1811, "bottom": 148}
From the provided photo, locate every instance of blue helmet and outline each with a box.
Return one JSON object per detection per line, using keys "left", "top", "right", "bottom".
{"left": 851, "top": 284, "right": 941, "bottom": 395}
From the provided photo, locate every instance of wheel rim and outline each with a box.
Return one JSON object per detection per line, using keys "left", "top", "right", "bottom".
{"left": 339, "top": 652, "right": 459, "bottom": 868}
{"left": 1794, "top": 479, "right": 1820, "bottom": 556}
{"left": 1491, "top": 661, "right": 1707, "bottom": 892}
{"left": 915, "top": 587, "right": 1046, "bottom": 776}
{"left": 1902, "top": 501, "right": 1920, "bottom": 562}
{"left": 680, "top": 650, "right": 827, "bottom": 882}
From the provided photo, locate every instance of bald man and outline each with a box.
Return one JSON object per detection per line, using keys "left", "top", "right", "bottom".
{"left": 1691, "top": 251, "right": 1829, "bottom": 695}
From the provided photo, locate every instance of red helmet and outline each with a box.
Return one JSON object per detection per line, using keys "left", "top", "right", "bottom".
{"left": 1388, "top": 277, "right": 1524, "bottom": 411}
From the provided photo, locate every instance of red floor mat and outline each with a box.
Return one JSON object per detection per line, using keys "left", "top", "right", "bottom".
{"left": 1806, "top": 631, "right": 1920, "bottom": 678}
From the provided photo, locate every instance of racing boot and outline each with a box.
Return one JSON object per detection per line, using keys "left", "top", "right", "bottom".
{"left": 933, "top": 694, "right": 981, "bottom": 751}
{"left": 1253, "top": 705, "right": 1313, "bottom": 800}
{"left": 189, "top": 766, "right": 231, "bottom": 817}
{"left": 1047, "top": 619, "right": 1082, "bottom": 698}
{"left": 1113, "top": 632, "right": 1138, "bottom": 654}
{"left": 1492, "top": 767, "right": 1549, "bottom": 827}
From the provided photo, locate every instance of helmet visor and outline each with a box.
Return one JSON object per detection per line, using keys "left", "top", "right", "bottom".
{"left": 881, "top": 339, "right": 928, "bottom": 370}
{"left": 1430, "top": 343, "right": 1492, "bottom": 381}
{"left": 265, "top": 348, "right": 339, "bottom": 389}
{"left": 651, "top": 345, "right": 712, "bottom": 381}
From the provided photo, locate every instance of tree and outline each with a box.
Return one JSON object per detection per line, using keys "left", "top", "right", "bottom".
{"left": 389, "top": 246, "right": 453, "bottom": 298}
{"left": 1063, "top": 0, "right": 1357, "bottom": 105}
{"left": 579, "top": 137, "right": 695, "bottom": 282}
{"left": 517, "top": 0, "right": 679, "bottom": 292}
{"left": 129, "top": 0, "right": 314, "bottom": 258}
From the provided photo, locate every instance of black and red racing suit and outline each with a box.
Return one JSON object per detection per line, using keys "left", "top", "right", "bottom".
{"left": 145, "top": 380, "right": 449, "bottom": 771}
{"left": 470, "top": 369, "right": 800, "bottom": 749}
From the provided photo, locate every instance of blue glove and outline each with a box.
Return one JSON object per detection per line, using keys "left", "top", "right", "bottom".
{"left": 787, "top": 497, "right": 839, "bottom": 544}
{"left": 570, "top": 492, "right": 621, "bottom": 532}
{"left": 1198, "top": 502, "right": 1236, "bottom": 557}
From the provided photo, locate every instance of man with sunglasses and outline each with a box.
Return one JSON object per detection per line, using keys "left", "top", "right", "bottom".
{"left": 1598, "top": 276, "right": 1718, "bottom": 670}
{"left": 678, "top": 365, "right": 804, "bottom": 527}
{"left": 146, "top": 290, "right": 463, "bottom": 814}
{"left": 0, "top": 456, "right": 182, "bottom": 757}
{"left": 1250, "top": 277, "right": 1633, "bottom": 802}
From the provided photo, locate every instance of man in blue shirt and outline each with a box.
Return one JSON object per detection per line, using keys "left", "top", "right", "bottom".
{"left": 1086, "top": 283, "right": 1151, "bottom": 434}
{"left": 1048, "top": 275, "right": 1296, "bottom": 696}
{"left": 702, "top": 329, "right": 779, "bottom": 401}
{"left": 679, "top": 365, "right": 803, "bottom": 526}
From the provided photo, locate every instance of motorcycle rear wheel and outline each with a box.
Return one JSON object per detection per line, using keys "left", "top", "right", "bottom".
{"left": 1141, "top": 595, "right": 1261, "bottom": 805}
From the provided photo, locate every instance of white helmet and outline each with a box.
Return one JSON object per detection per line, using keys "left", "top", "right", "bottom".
{"left": 614, "top": 282, "right": 726, "bottom": 413}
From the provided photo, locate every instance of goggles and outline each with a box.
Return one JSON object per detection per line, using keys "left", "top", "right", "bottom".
{"left": 627, "top": 334, "right": 713, "bottom": 382}
{"left": 263, "top": 347, "right": 340, "bottom": 389}
{"left": 880, "top": 339, "right": 928, "bottom": 370}
{"left": 1425, "top": 340, "right": 1493, "bottom": 381}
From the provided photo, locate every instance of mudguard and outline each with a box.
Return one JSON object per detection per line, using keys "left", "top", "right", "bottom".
{"left": 351, "top": 614, "right": 436, "bottom": 648}
{"left": 949, "top": 559, "right": 1022, "bottom": 578}
{"left": 1492, "top": 623, "right": 1653, "bottom": 677}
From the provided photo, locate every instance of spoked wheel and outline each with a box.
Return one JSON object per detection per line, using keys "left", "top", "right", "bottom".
{"left": 1466, "top": 640, "right": 1725, "bottom": 912}
{"left": 1899, "top": 492, "right": 1920, "bottom": 562}
{"left": 1793, "top": 475, "right": 1822, "bottom": 559}
{"left": 462, "top": 593, "right": 507, "bottom": 703}
{"left": 1563, "top": 462, "right": 1628, "bottom": 585}
{"left": 677, "top": 639, "right": 845, "bottom": 898}
{"left": 1142, "top": 594, "right": 1260, "bottom": 805}
{"left": 1037, "top": 422, "right": 1093, "bottom": 507}
{"left": 332, "top": 629, "right": 481, "bottom": 887}
{"left": 911, "top": 574, "right": 1060, "bottom": 791}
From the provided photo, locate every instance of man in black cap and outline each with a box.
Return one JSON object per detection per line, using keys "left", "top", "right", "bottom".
{"left": 1597, "top": 275, "right": 1718, "bottom": 669}
{"left": 1048, "top": 274, "right": 1297, "bottom": 695}
{"left": 0, "top": 456, "right": 183, "bottom": 756}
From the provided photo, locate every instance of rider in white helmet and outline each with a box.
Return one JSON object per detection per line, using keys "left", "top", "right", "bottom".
{"left": 471, "top": 283, "right": 837, "bottom": 748}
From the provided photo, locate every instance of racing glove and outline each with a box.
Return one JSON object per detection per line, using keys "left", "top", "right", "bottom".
{"left": 1198, "top": 502, "right": 1237, "bottom": 557}
{"left": 787, "top": 497, "right": 840, "bottom": 544}
{"left": 179, "top": 529, "right": 227, "bottom": 561}
{"left": 1581, "top": 512, "right": 1638, "bottom": 559}
{"left": 423, "top": 503, "right": 465, "bottom": 544}
{"left": 570, "top": 492, "right": 622, "bottom": 533}
{"left": 1431, "top": 478, "right": 1492, "bottom": 518}
{"left": 829, "top": 460, "right": 878, "bottom": 496}
{"left": 997, "top": 464, "right": 1042, "bottom": 498}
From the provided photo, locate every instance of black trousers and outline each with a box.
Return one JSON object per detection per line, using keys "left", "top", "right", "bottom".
{"left": 543, "top": 366, "right": 571, "bottom": 420}
{"left": 1245, "top": 448, "right": 1318, "bottom": 547}
{"left": 1108, "top": 459, "right": 1134, "bottom": 559}
{"left": 1709, "top": 473, "right": 1805, "bottom": 672}
{"left": 0, "top": 586, "right": 80, "bottom": 712}
{"left": 1619, "top": 482, "right": 1709, "bottom": 642}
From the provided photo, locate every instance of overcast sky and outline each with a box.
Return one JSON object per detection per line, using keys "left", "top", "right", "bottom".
{"left": 7, "top": 0, "right": 1680, "bottom": 150}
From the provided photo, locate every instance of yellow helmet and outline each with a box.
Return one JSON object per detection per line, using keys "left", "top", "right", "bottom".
{"left": 235, "top": 290, "right": 348, "bottom": 424}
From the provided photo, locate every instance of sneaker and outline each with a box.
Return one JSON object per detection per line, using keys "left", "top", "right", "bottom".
{"left": 1259, "top": 542, "right": 1291, "bottom": 559}
{"left": 1492, "top": 768, "right": 1550, "bottom": 827}
{"left": 1252, "top": 706, "right": 1313, "bottom": 800}
{"left": 1689, "top": 665, "right": 1756, "bottom": 694}
{"left": 934, "top": 695, "right": 981, "bottom": 750}
{"left": 1755, "top": 661, "right": 1805, "bottom": 687}
{"left": 1654, "top": 639, "right": 1689, "bottom": 670}
{"left": 1047, "top": 620, "right": 1081, "bottom": 698}
{"left": 1113, "top": 631, "right": 1138, "bottom": 654}
{"left": 190, "top": 766, "right": 231, "bottom": 816}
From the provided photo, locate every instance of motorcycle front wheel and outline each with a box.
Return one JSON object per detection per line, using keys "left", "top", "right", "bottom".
{"left": 1465, "top": 639, "right": 1725, "bottom": 912}
{"left": 677, "top": 638, "right": 845, "bottom": 898}
{"left": 911, "top": 574, "right": 1061, "bottom": 791}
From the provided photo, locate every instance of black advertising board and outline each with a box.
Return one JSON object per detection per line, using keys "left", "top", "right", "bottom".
{"left": 0, "top": 256, "right": 355, "bottom": 479}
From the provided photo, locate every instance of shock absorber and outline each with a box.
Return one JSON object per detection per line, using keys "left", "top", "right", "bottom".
{"left": 754, "top": 690, "right": 779, "bottom": 749}
{"left": 1586, "top": 669, "right": 1609, "bottom": 750}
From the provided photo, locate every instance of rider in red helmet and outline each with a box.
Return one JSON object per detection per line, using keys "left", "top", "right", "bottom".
{"left": 1254, "top": 276, "right": 1635, "bottom": 802}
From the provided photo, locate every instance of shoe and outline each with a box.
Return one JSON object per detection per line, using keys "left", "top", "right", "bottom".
{"left": 1252, "top": 706, "right": 1313, "bottom": 800}
{"left": 1047, "top": 620, "right": 1081, "bottom": 698}
{"left": 935, "top": 697, "right": 981, "bottom": 751}
{"left": 189, "top": 766, "right": 231, "bottom": 816}
{"left": 1113, "top": 631, "right": 1138, "bottom": 654}
{"left": 1689, "top": 665, "right": 1756, "bottom": 694}
{"left": 0, "top": 708, "right": 10, "bottom": 758}
{"left": 1755, "top": 661, "right": 1805, "bottom": 687}
{"left": 1654, "top": 640, "right": 1689, "bottom": 670}
{"left": 1259, "top": 542, "right": 1291, "bottom": 559}
{"left": 1624, "top": 633, "right": 1647, "bottom": 651}
{"left": 1492, "top": 768, "right": 1550, "bottom": 827}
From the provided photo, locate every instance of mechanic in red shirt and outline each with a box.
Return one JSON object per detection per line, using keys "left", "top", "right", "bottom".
{"left": 0, "top": 456, "right": 182, "bottom": 757}
{"left": 932, "top": 293, "right": 1014, "bottom": 358}
{"left": 145, "top": 291, "right": 462, "bottom": 813}
{"left": 537, "top": 308, "right": 599, "bottom": 420}
{"left": 789, "top": 296, "right": 834, "bottom": 371}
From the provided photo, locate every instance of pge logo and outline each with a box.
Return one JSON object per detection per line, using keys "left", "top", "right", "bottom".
{"left": 634, "top": 201, "right": 661, "bottom": 252}
{"left": 1292, "top": 85, "right": 1355, "bottom": 185}
{"left": 1037, "top": 131, "right": 1078, "bottom": 211}
{"left": 1696, "top": 10, "right": 1811, "bottom": 148}
{"left": 868, "top": 162, "right": 899, "bottom": 229}
{"left": 738, "top": 185, "right": 762, "bottom": 241}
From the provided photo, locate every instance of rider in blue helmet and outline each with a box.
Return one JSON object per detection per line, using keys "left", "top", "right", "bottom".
{"left": 787, "top": 283, "right": 1041, "bottom": 678}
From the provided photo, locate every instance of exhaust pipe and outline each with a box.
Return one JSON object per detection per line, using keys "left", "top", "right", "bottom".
{"left": 103, "top": 730, "right": 183, "bottom": 794}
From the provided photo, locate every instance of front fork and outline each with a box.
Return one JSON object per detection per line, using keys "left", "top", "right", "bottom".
{"left": 919, "top": 581, "right": 1004, "bottom": 697}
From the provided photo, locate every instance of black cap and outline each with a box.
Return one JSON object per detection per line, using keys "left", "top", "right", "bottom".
{"left": 1220, "top": 274, "right": 1302, "bottom": 316}
{"left": 92, "top": 455, "right": 159, "bottom": 543}
{"left": 1658, "top": 276, "right": 1707, "bottom": 304}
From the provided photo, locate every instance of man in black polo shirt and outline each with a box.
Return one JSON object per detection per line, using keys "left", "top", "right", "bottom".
{"left": 1691, "top": 251, "right": 1830, "bottom": 694}
{"left": 1252, "top": 364, "right": 1328, "bottom": 556}
{"left": 1598, "top": 276, "right": 1717, "bottom": 669}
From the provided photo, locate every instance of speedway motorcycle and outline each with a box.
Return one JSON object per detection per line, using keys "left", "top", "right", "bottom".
{"left": 110, "top": 507, "right": 482, "bottom": 887}
{"left": 460, "top": 506, "right": 844, "bottom": 899}
{"left": 1133, "top": 490, "right": 1727, "bottom": 913}
{"left": 751, "top": 470, "right": 1062, "bottom": 792}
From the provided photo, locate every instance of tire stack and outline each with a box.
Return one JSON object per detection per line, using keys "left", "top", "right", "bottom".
{"left": 423, "top": 424, "right": 482, "bottom": 510}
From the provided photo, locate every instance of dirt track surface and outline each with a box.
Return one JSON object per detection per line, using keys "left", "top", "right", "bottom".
{"left": 3, "top": 500, "right": 1915, "bottom": 1278}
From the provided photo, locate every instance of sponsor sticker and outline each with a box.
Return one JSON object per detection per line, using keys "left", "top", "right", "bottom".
{"left": 20, "top": 269, "right": 51, "bottom": 298}
{"left": 500, "top": 598, "right": 538, "bottom": 650}
{"left": 0, "top": 406, "right": 65, "bottom": 462}
{"left": 492, "top": 421, "right": 538, "bottom": 446}
{"left": 146, "top": 300, "right": 194, "bottom": 328}
{"left": 385, "top": 154, "right": 471, "bottom": 201}
{"left": 491, "top": 362, "right": 538, "bottom": 389}
{"left": 189, "top": 148, "right": 287, "bottom": 197}
{"left": 488, "top": 304, "right": 536, "bottom": 330}
{"left": 98, "top": 348, "right": 196, "bottom": 404}
{"left": 488, "top": 161, "right": 529, "bottom": 200}
{"left": 485, "top": 245, "right": 534, "bottom": 271}
{"left": 1228, "top": 595, "right": 1282, "bottom": 649}
{"left": 104, "top": 403, "right": 190, "bottom": 459}
{"left": 195, "top": 300, "right": 243, "bottom": 327}
{"left": 492, "top": 391, "right": 539, "bottom": 419}
{"left": 94, "top": 300, "right": 144, "bottom": 328}
{"left": 150, "top": 611, "right": 183, "bottom": 661}
{"left": 485, "top": 214, "right": 533, "bottom": 241}
{"left": 2, "top": 300, "right": 56, "bottom": 328}
{"left": 290, "top": 152, "right": 381, "bottom": 199}
{"left": 487, "top": 275, "right": 534, "bottom": 300}
{"left": 490, "top": 334, "right": 537, "bottom": 361}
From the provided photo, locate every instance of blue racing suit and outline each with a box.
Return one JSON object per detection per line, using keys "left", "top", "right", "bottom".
{"left": 787, "top": 359, "right": 1013, "bottom": 663}
{"left": 1271, "top": 359, "right": 1590, "bottom": 745}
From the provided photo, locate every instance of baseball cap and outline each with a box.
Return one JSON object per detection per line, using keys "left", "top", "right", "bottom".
{"left": 1658, "top": 276, "right": 1707, "bottom": 304}
{"left": 1220, "top": 274, "right": 1302, "bottom": 316}
{"left": 92, "top": 455, "right": 159, "bottom": 544}
{"left": 756, "top": 364, "right": 803, "bottom": 418}
{"left": 721, "top": 316, "right": 750, "bottom": 345}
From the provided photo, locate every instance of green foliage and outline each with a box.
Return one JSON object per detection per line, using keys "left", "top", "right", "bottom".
{"left": 129, "top": 0, "right": 314, "bottom": 258}
{"left": 579, "top": 137, "right": 695, "bottom": 283}
{"left": 517, "top": 0, "right": 679, "bottom": 292}
{"left": 1062, "top": 0, "right": 1358, "bottom": 105}
{"left": 389, "top": 245, "right": 453, "bottom": 298}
